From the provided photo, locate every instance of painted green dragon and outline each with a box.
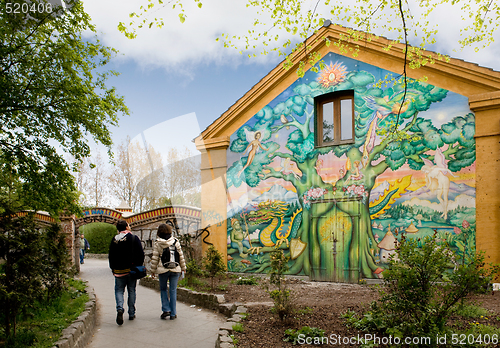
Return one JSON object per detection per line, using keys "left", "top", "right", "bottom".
{"left": 246, "top": 200, "right": 303, "bottom": 254}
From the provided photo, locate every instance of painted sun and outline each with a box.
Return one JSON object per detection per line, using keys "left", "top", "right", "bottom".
{"left": 317, "top": 62, "right": 348, "bottom": 88}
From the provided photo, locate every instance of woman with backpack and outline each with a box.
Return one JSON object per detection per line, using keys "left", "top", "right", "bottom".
{"left": 150, "top": 223, "right": 186, "bottom": 320}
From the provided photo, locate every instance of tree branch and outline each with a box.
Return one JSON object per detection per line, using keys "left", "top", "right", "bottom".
{"left": 392, "top": 0, "right": 409, "bottom": 134}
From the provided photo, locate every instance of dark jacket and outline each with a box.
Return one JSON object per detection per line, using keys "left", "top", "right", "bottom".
{"left": 108, "top": 232, "right": 145, "bottom": 276}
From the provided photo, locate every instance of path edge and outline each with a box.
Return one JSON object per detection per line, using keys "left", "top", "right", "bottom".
{"left": 52, "top": 281, "right": 97, "bottom": 348}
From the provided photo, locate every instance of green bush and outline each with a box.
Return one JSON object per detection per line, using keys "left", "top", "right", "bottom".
{"left": 0, "top": 278, "right": 89, "bottom": 348}
{"left": 202, "top": 245, "right": 226, "bottom": 290}
{"left": 79, "top": 222, "right": 117, "bottom": 254}
{"left": 343, "top": 232, "right": 500, "bottom": 344}
{"left": 235, "top": 276, "right": 259, "bottom": 285}
{"left": 0, "top": 211, "right": 72, "bottom": 339}
{"left": 266, "top": 249, "right": 294, "bottom": 321}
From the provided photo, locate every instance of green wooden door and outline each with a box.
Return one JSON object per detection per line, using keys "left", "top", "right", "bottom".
{"left": 310, "top": 198, "right": 361, "bottom": 282}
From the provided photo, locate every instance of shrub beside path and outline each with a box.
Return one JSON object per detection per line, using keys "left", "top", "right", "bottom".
{"left": 79, "top": 258, "right": 225, "bottom": 348}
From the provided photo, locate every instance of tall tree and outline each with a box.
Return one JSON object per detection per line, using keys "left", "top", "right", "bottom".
{"left": 0, "top": 0, "right": 128, "bottom": 215}
{"left": 84, "top": 151, "right": 110, "bottom": 207}
{"left": 135, "top": 144, "right": 165, "bottom": 211}
{"left": 0, "top": 158, "right": 71, "bottom": 338}
{"left": 109, "top": 138, "right": 142, "bottom": 210}
{"left": 163, "top": 146, "right": 200, "bottom": 206}
{"left": 109, "top": 138, "right": 165, "bottom": 211}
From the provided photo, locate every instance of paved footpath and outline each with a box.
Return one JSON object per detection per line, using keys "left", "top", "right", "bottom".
{"left": 79, "top": 258, "right": 224, "bottom": 348}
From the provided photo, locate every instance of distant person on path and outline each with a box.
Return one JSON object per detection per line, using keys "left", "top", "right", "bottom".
{"left": 108, "top": 220, "right": 145, "bottom": 325}
{"left": 80, "top": 233, "right": 90, "bottom": 264}
{"left": 150, "top": 223, "right": 186, "bottom": 320}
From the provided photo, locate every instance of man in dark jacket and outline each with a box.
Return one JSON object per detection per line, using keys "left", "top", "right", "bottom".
{"left": 109, "top": 220, "right": 145, "bottom": 325}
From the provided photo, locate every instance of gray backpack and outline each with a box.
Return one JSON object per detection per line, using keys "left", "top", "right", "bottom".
{"left": 161, "top": 239, "right": 180, "bottom": 269}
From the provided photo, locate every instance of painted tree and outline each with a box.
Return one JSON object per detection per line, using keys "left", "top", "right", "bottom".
{"left": 226, "top": 65, "right": 475, "bottom": 279}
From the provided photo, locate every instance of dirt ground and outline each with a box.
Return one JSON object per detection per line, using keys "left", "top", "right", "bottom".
{"left": 204, "top": 275, "right": 500, "bottom": 347}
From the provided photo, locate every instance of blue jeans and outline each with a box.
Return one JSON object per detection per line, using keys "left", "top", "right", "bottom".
{"left": 159, "top": 272, "right": 180, "bottom": 316}
{"left": 114, "top": 275, "right": 137, "bottom": 316}
{"left": 80, "top": 249, "right": 85, "bottom": 263}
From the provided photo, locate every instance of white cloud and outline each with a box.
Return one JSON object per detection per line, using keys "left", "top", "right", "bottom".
{"left": 81, "top": 0, "right": 500, "bottom": 74}
{"left": 249, "top": 229, "right": 260, "bottom": 241}
{"left": 82, "top": 0, "right": 283, "bottom": 72}
{"left": 402, "top": 194, "right": 475, "bottom": 212}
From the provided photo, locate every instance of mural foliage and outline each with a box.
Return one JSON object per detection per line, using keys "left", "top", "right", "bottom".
{"left": 226, "top": 53, "right": 476, "bottom": 281}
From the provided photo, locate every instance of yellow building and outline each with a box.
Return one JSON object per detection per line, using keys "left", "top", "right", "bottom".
{"left": 196, "top": 24, "right": 500, "bottom": 281}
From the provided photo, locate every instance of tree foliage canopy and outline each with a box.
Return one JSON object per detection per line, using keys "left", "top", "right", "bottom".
{"left": 0, "top": 0, "right": 128, "bottom": 215}
{"left": 119, "top": 0, "right": 499, "bottom": 75}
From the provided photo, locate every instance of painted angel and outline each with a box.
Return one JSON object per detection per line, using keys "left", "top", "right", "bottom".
{"left": 421, "top": 147, "right": 456, "bottom": 219}
{"left": 238, "top": 129, "right": 268, "bottom": 177}
{"left": 277, "top": 157, "right": 302, "bottom": 179}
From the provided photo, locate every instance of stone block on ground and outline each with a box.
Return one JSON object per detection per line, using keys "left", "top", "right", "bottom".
{"left": 54, "top": 339, "right": 70, "bottom": 348}
{"left": 219, "top": 342, "right": 234, "bottom": 348}
{"left": 218, "top": 329, "right": 229, "bottom": 337}
{"left": 219, "top": 321, "right": 236, "bottom": 332}
{"left": 235, "top": 306, "right": 247, "bottom": 314}
{"left": 227, "top": 314, "right": 243, "bottom": 322}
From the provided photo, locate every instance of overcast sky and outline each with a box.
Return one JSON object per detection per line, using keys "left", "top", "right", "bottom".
{"left": 81, "top": 0, "right": 500, "bottom": 159}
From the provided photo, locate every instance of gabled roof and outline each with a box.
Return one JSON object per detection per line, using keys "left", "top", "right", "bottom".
{"left": 195, "top": 24, "right": 500, "bottom": 150}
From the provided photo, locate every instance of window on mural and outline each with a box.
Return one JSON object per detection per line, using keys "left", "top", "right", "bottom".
{"left": 315, "top": 91, "right": 354, "bottom": 146}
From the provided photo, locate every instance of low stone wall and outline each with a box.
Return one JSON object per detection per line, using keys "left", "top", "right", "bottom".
{"left": 139, "top": 277, "right": 246, "bottom": 348}
{"left": 52, "top": 282, "right": 97, "bottom": 348}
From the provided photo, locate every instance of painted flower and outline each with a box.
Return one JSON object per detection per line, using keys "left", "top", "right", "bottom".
{"left": 317, "top": 62, "right": 348, "bottom": 88}
{"left": 354, "top": 185, "right": 365, "bottom": 195}
{"left": 453, "top": 227, "right": 461, "bottom": 235}
{"left": 462, "top": 220, "right": 470, "bottom": 229}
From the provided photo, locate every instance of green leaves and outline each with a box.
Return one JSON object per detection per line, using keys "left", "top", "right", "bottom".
{"left": 202, "top": 245, "right": 226, "bottom": 290}
{"left": 347, "top": 233, "right": 499, "bottom": 341}
{"left": 0, "top": 0, "right": 128, "bottom": 215}
{"left": 118, "top": 0, "right": 204, "bottom": 36}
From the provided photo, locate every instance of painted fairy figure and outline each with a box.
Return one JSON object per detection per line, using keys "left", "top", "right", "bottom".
{"left": 238, "top": 131, "right": 268, "bottom": 177}
{"left": 345, "top": 160, "right": 364, "bottom": 184}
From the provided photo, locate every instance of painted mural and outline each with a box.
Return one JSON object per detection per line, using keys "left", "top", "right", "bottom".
{"left": 225, "top": 52, "right": 476, "bottom": 281}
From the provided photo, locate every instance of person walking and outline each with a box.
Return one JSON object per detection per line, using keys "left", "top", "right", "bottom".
{"left": 108, "top": 220, "right": 145, "bottom": 325}
{"left": 150, "top": 223, "right": 186, "bottom": 320}
{"left": 80, "top": 233, "right": 90, "bottom": 264}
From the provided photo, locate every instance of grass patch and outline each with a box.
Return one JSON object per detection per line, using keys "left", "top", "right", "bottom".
{"left": 217, "top": 284, "right": 228, "bottom": 291}
{"left": 453, "top": 303, "right": 491, "bottom": 318}
{"left": 296, "top": 306, "right": 313, "bottom": 315}
{"left": 0, "top": 278, "right": 89, "bottom": 348}
{"left": 234, "top": 276, "right": 259, "bottom": 286}
{"left": 229, "top": 334, "right": 239, "bottom": 345}
{"left": 232, "top": 323, "right": 244, "bottom": 333}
